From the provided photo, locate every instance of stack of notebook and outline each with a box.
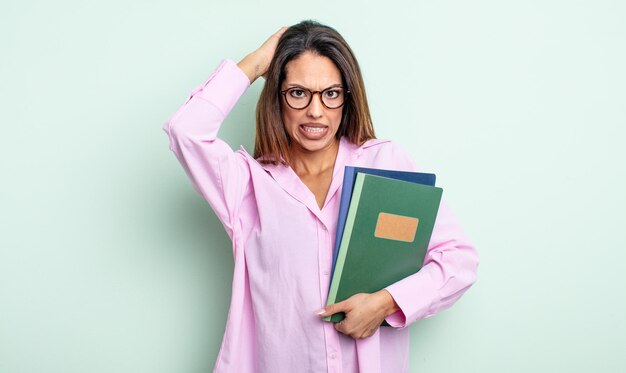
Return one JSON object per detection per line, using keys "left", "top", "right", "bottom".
{"left": 324, "top": 166, "right": 443, "bottom": 323}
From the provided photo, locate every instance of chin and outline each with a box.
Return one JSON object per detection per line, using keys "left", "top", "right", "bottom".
{"left": 294, "top": 136, "right": 337, "bottom": 153}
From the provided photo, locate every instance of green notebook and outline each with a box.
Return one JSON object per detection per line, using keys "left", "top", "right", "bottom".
{"left": 324, "top": 172, "right": 443, "bottom": 323}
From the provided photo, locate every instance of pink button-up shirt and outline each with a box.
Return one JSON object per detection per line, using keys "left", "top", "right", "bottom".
{"left": 163, "top": 59, "right": 479, "bottom": 373}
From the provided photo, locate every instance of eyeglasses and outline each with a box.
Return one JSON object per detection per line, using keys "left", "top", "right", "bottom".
{"left": 280, "top": 86, "right": 350, "bottom": 110}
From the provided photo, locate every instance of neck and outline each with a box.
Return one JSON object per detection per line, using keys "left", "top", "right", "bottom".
{"left": 290, "top": 139, "right": 340, "bottom": 176}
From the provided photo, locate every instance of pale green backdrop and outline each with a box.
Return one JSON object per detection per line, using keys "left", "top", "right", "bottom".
{"left": 1, "top": 0, "right": 625, "bottom": 372}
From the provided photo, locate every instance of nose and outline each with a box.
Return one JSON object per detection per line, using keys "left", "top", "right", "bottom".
{"left": 306, "top": 92, "right": 324, "bottom": 118}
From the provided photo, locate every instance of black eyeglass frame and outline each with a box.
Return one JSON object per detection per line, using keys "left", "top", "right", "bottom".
{"left": 280, "top": 86, "right": 351, "bottom": 110}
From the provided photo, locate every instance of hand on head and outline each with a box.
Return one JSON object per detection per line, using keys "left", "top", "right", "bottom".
{"left": 238, "top": 26, "right": 288, "bottom": 83}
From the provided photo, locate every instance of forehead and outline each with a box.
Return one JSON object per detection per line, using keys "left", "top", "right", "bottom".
{"left": 283, "top": 51, "right": 342, "bottom": 88}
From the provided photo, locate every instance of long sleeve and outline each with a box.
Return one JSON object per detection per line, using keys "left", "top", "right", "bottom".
{"left": 384, "top": 200, "right": 479, "bottom": 327}
{"left": 163, "top": 59, "right": 251, "bottom": 238}
{"left": 367, "top": 142, "right": 479, "bottom": 328}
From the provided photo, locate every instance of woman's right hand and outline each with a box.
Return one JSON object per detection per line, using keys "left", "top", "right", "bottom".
{"left": 238, "top": 26, "right": 288, "bottom": 84}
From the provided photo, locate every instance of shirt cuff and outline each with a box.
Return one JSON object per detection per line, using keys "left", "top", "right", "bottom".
{"left": 384, "top": 309, "right": 407, "bottom": 328}
{"left": 383, "top": 268, "right": 439, "bottom": 328}
{"left": 192, "top": 59, "right": 250, "bottom": 116}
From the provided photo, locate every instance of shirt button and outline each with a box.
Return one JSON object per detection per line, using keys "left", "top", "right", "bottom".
{"left": 323, "top": 270, "right": 330, "bottom": 276}
{"left": 330, "top": 352, "right": 337, "bottom": 359}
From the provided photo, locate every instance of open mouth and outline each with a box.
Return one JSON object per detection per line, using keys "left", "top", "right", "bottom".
{"left": 299, "top": 124, "right": 329, "bottom": 139}
{"left": 301, "top": 125, "right": 326, "bottom": 133}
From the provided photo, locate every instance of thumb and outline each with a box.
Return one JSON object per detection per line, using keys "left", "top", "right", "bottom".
{"left": 317, "top": 300, "right": 349, "bottom": 317}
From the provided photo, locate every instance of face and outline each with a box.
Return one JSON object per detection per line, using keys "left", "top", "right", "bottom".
{"left": 281, "top": 51, "right": 344, "bottom": 154}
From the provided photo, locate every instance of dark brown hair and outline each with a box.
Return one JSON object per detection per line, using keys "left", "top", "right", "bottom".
{"left": 254, "top": 20, "right": 376, "bottom": 164}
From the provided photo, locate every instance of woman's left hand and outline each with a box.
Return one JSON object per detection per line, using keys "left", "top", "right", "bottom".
{"left": 317, "top": 290, "right": 400, "bottom": 339}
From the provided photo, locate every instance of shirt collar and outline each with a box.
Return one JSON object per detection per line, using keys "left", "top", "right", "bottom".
{"left": 239, "top": 137, "right": 360, "bottom": 228}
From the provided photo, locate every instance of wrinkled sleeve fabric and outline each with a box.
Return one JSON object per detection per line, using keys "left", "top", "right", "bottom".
{"left": 163, "top": 59, "right": 251, "bottom": 238}
{"left": 383, "top": 147, "right": 479, "bottom": 328}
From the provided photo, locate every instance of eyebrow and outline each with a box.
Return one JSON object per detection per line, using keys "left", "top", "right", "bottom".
{"left": 285, "top": 83, "right": 343, "bottom": 90}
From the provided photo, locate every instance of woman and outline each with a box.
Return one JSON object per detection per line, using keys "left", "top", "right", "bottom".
{"left": 164, "top": 20, "right": 478, "bottom": 373}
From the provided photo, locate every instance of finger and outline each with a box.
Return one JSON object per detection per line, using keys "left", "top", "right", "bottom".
{"left": 317, "top": 300, "right": 350, "bottom": 317}
{"left": 334, "top": 320, "right": 344, "bottom": 332}
{"left": 315, "top": 306, "right": 334, "bottom": 317}
{"left": 274, "top": 26, "right": 288, "bottom": 37}
{"left": 334, "top": 319, "right": 351, "bottom": 336}
{"left": 262, "top": 26, "right": 288, "bottom": 50}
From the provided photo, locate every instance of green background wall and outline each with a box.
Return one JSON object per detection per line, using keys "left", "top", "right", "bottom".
{"left": 2, "top": 0, "right": 625, "bottom": 372}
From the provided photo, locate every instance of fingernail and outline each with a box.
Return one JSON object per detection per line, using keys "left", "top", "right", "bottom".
{"left": 315, "top": 308, "right": 326, "bottom": 315}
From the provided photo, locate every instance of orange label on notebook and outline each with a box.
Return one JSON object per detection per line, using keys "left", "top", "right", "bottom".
{"left": 374, "top": 212, "right": 419, "bottom": 242}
